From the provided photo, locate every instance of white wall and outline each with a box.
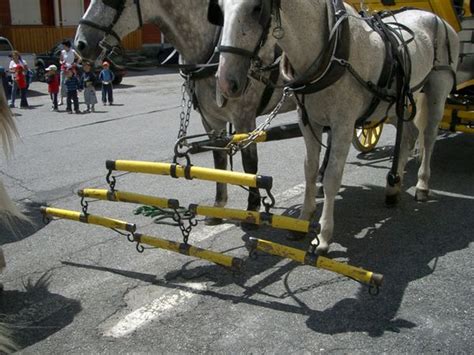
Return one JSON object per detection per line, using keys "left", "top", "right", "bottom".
{"left": 54, "top": 0, "right": 85, "bottom": 26}
{"left": 10, "top": 0, "right": 42, "bottom": 25}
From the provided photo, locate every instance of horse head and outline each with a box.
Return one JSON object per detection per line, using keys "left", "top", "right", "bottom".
{"left": 75, "top": 0, "right": 143, "bottom": 61}
{"left": 214, "top": 0, "right": 275, "bottom": 98}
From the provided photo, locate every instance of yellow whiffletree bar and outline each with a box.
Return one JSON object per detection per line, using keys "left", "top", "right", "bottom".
{"left": 40, "top": 207, "right": 136, "bottom": 233}
{"left": 78, "top": 189, "right": 180, "bottom": 209}
{"left": 76, "top": 189, "right": 318, "bottom": 236}
{"left": 106, "top": 160, "right": 273, "bottom": 190}
{"left": 40, "top": 207, "right": 243, "bottom": 271}
{"left": 246, "top": 237, "right": 383, "bottom": 288}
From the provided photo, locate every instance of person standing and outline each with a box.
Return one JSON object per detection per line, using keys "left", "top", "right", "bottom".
{"left": 0, "top": 67, "right": 9, "bottom": 101}
{"left": 64, "top": 67, "right": 80, "bottom": 114}
{"left": 59, "top": 40, "right": 81, "bottom": 106}
{"left": 8, "top": 51, "right": 29, "bottom": 108}
{"left": 80, "top": 62, "right": 98, "bottom": 112}
{"left": 99, "top": 61, "right": 115, "bottom": 105}
{"left": 45, "top": 65, "right": 60, "bottom": 111}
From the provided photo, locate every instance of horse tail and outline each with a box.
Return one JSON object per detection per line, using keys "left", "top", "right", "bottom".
{"left": 0, "top": 322, "right": 17, "bottom": 354}
{"left": 0, "top": 84, "right": 29, "bottom": 226}
{"left": 0, "top": 84, "right": 19, "bottom": 157}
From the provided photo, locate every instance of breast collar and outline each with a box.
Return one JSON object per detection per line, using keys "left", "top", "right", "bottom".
{"left": 283, "top": 0, "right": 350, "bottom": 94}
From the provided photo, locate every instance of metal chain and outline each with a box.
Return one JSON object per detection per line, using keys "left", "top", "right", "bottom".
{"left": 177, "top": 76, "right": 195, "bottom": 144}
{"left": 227, "top": 87, "right": 292, "bottom": 155}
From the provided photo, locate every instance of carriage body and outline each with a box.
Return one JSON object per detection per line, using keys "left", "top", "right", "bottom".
{"left": 347, "top": 0, "right": 474, "bottom": 151}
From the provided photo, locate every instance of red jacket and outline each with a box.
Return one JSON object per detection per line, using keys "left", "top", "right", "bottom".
{"left": 46, "top": 73, "right": 60, "bottom": 93}
{"left": 15, "top": 64, "right": 27, "bottom": 89}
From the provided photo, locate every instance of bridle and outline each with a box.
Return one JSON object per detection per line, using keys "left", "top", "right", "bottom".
{"left": 208, "top": 0, "right": 282, "bottom": 62}
{"left": 79, "top": 0, "right": 143, "bottom": 46}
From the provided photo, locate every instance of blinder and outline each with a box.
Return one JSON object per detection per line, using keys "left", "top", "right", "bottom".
{"left": 102, "top": 0, "right": 126, "bottom": 11}
{"left": 207, "top": 0, "right": 275, "bottom": 28}
{"left": 208, "top": 0, "right": 224, "bottom": 26}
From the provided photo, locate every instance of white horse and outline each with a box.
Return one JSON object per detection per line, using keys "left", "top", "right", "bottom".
{"left": 74, "top": 0, "right": 295, "bottom": 224}
{"left": 0, "top": 82, "right": 24, "bottom": 354}
{"left": 215, "top": 0, "right": 459, "bottom": 252}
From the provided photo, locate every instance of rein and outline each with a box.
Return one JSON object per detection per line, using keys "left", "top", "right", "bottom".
{"left": 79, "top": 0, "right": 143, "bottom": 46}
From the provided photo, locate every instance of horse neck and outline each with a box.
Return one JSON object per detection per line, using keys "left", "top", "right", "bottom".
{"left": 142, "top": 0, "right": 218, "bottom": 64}
{"left": 278, "top": 0, "right": 329, "bottom": 75}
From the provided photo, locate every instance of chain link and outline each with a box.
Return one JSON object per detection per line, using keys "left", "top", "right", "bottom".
{"left": 227, "top": 88, "right": 292, "bottom": 155}
{"left": 177, "top": 77, "right": 195, "bottom": 144}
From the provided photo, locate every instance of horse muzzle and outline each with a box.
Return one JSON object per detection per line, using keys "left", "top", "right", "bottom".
{"left": 216, "top": 54, "right": 249, "bottom": 98}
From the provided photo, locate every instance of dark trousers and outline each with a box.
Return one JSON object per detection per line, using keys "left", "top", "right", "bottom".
{"left": 50, "top": 92, "right": 58, "bottom": 109}
{"left": 66, "top": 91, "right": 79, "bottom": 112}
{"left": 19, "top": 88, "right": 28, "bottom": 108}
{"left": 102, "top": 84, "right": 113, "bottom": 104}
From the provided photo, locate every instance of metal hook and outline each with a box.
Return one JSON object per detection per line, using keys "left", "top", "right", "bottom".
{"left": 106, "top": 169, "right": 116, "bottom": 191}
{"left": 136, "top": 242, "right": 144, "bottom": 253}
{"left": 369, "top": 284, "right": 380, "bottom": 296}
{"left": 80, "top": 196, "right": 89, "bottom": 215}
{"left": 262, "top": 188, "right": 276, "bottom": 213}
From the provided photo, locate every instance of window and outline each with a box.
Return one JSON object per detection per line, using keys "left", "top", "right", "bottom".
{"left": 55, "top": 0, "right": 85, "bottom": 26}
{"left": 9, "top": 0, "right": 42, "bottom": 25}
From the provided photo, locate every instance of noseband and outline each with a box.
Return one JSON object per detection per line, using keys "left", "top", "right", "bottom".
{"left": 79, "top": 0, "right": 143, "bottom": 45}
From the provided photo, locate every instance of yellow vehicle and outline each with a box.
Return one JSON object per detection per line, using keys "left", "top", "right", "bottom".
{"left": 348, "top": 0, "right": 474, "bottom": 152}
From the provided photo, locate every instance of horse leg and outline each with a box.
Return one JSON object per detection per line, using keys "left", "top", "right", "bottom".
{"left": 317, "top": 129, "right": 331, "bottom": 197}
{"left": 315, "top": 125, "right": 353, "bottom": 253}
{"left": 385, "top": 119, "right": 418, "bottom": 205}
{"left": 415, "top": 74, "right": 452, "bottom": 201}
{"left": 299, "top": 122, "right": 323, "bottom": 222}
{"left": 240, "top": 143, "right": 261, "bottom": 211}
{"left": 201, "top": 117, "right": 228, "bottom": 225}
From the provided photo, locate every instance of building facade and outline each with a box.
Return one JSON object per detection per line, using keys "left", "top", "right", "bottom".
{"left": 0, "top": 0, "right": 161, "bottom": 53}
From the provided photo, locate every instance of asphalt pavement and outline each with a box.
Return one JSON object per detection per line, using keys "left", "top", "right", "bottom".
{"left": 0, "top": 69, "right": 472, "bottom": 353}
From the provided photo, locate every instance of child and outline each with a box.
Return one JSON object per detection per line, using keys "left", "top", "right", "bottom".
{"left": 99, "top": 61, "right": 115, "bottom": 105}
{"left": 45, "top": 64, "right": 60, "bottom": 111}
{"left": 80, "top": 62, "right": 98, "bottom": 112}
{"left": 64, "top": 67, "right": 80, "bottom": 114}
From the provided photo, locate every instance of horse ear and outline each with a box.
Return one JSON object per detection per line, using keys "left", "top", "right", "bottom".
{"left": 208, "top": 0, "right": 224, "bottom": 26}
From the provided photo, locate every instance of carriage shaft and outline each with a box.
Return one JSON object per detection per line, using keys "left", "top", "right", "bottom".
{"left": 247, "top": 238, "right": 383, "bottom": 287}
{"left": 40, "top": 207, "right": 136, "bottom": 233}
{"left": 189, "top": 204, "right": 314, "bottom": 234}
{"left": 106, "top": 160, "right": 272, "bottom": 189}
{"left": 78, "top": 189, "right": 180, "bottom": 209}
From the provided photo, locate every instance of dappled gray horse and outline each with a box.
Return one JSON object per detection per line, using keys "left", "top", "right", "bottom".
{"left": 74, "top": 0, "right": 295, "bottom": 223}
{"left": 214, "top": 0, "right": 459, "bottom": 251}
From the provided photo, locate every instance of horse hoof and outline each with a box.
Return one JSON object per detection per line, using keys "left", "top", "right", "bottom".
{"left": 240, "top": 222, "right": 259, "bottom": 231}
{"left": 204, "top": 217, "right": 223, "bottom": 226}
{"left": 314, "top": 241, "right": 329, "bottom": 255}
{"left": 385, "top": 194, "right": 399, "bottom": 207}
{"left": 415, "top": 188, "right": 429, "bottom": 202}
{"left": 287, "top": 231, "right": 306, "bottom": 241}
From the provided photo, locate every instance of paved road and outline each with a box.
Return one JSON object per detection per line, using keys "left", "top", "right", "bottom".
{"left": 0, "top": 70, "right": 472, "bottom": 353}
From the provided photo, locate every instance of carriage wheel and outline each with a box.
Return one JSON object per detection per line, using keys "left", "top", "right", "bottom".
{"left": 352, "top": 123, "right": 384, "bottom": 153}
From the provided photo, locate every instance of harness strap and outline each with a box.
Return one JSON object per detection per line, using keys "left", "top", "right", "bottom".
{"left": 256, "top": 47, "right": 282, "bottom": 116}
{"left": 79, "top": 19, "right": 122, "bottom": 43}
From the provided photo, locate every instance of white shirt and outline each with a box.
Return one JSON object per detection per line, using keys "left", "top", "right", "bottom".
{"left": 61, "top": 48, "right": 77, "bottom": 66}
{"left": 9, "top": 59, "right": 27, "bottom": 79}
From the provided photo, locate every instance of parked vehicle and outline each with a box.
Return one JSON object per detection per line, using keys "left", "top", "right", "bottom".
{"left": 35, "top": 40, "right": 126, "bottom": 85}
{"left": 0, "top": 36, "right": 36, "bottom": 77}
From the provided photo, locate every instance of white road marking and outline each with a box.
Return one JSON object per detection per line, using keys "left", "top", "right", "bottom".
{"left": 103, "top": 282, "right": 206, "bottom": 338}
{"left": 102, "top": 183, "right": 306, "bottom": 338}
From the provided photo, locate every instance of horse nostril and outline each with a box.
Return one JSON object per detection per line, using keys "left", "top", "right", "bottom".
{"left": 229, "top": 79, "right": 239, "bottom": 94}
{"left": 77, "top": 40, "right": 87, "bottom": 52}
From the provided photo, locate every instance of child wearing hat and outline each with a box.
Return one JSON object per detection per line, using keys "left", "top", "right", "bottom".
{"left": 45, "top": 64, "right": 60, "bottom": 111}
{"left": 98, "top": 61, "right": 115, "bottom": 105}
{"left": 80, "top": 62, "right": 98, "bottom": 112}
{"left": 64, "top": 65, "right": 81, "bottom": 114}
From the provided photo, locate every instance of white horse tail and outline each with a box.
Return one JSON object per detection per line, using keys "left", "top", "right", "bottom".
{"left": 0, "top": 322, "right": 17, "bottom": 354}
{"left": 0, "top": 84, "right": 19, "bottom": 157}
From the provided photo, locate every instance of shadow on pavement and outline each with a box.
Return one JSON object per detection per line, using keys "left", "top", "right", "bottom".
{"left": 59, "top": 133, "right": 473, "bottom": 337}
{"left": 0, "top": 272, "right": 81, "bottom": 351}
{"left": 0, "top": 200, "right": 47, "bottom": 246}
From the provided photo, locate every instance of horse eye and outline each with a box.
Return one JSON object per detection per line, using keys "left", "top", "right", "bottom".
{"left": 252, "top": 5, "right": 262, "bottom": 14}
